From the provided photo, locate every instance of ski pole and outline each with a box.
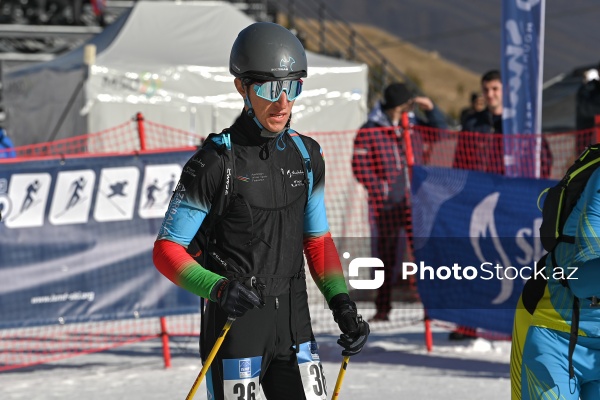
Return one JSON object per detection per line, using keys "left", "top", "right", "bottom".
{"left": 185, "top": 316, "right": 235, "bottom": 400}
{"left": 331, "top": 356, "right": 350, "bottom": 400}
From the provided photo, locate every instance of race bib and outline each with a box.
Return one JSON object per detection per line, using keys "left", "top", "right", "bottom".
{"left": 297, "top": 340, "right": 328, "bottom": 400}
{"left": 222, "top": 356, "right": 263, "bottom": 400}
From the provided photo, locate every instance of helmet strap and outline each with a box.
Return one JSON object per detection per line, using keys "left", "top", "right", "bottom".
{"left": 243, "top": 95, "right": 265, "bottom": 131}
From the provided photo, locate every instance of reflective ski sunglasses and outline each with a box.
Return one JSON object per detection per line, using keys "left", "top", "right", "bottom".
{"left": 252, "top": 79, "right": 303, "bottom": 102}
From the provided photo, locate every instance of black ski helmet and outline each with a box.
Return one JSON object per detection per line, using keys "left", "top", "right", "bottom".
{"left": 230, "top": 22, "right": 308, "bottom": 81}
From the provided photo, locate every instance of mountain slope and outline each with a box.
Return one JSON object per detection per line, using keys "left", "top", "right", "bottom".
{"left": 287, "top": 16, "right": 482, "bottom": 120}
{"left": 349, "top": 22, "right": 481, "bottom": 120}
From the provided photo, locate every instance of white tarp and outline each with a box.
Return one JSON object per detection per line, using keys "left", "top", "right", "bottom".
{"left": 4, "top": 1, "right": 368, "bottom": 147}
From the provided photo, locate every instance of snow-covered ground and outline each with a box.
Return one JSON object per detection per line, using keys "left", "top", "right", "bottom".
{"left": 0, "top": 323, "right": 511, "bottom": 399}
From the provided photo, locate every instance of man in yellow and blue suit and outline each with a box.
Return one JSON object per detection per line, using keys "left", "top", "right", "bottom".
{"left": 520, "top": 168, "right": 600, "bottom": 400}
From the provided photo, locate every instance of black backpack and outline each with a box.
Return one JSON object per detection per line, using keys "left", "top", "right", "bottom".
{"left": 537, "top": 144, "right": 600, "bottom": 381}
{"left": 539, "top": 144, "right": 600, "bottom": 251}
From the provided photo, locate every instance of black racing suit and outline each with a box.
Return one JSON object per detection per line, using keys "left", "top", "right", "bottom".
{"left": 158, "top": 111, "right": 331, "bottom": 400}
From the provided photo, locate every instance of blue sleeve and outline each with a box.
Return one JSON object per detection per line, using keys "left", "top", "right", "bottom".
{"left": 422, "top": 105, "right": 448, "bottom": 129}
{"left": 157, "top": 147, "right": 222, "bottom": 246}
{"left": 0, "top": 133, "right": 16, "bottom": 158}
{"left": 573, "top": 168, "right": 600, "bottom": 266}
{"left": 304, "top": 142, "right": 329, "bottom": 236}
{"left": 569, "top": 258, "right": 600, "bottom": 298}
{"left": 566, "top": 168, "right": 600, "bottom": 298}
{"left": 157, "top": 195, "right": 209, "bottom": 246}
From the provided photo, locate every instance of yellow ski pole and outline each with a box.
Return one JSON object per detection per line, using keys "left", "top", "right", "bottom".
{"left": 331, "top": 356, "right": 350, "bottom": 400}
{"left": 185, "top": 316, "right": 235, "bottom": 400}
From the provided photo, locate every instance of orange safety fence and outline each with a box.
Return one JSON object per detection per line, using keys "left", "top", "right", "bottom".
{"left": 3, "top": 115, "right": 205, "bottom": 160}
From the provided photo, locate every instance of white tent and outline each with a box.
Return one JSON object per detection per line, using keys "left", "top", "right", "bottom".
{"left": 3, "top": 1, "right": 368, "bottom": 147}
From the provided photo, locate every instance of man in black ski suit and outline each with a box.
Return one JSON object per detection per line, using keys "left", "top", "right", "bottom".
{"left": 153, "top": 22, "right": 370, "bottom": 400}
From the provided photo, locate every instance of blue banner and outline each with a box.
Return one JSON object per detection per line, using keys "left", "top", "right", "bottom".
{"left": 0, "top": 151, "right": 199, "bottom": 329}
{"left": 411, "top": 166, "right": 553, "bottom": 334}
{"left": 501, "top": 0, "right": 545, "bottom": 177}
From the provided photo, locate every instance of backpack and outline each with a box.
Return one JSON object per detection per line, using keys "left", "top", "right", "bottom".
{"left": 538, "top": 144, "right": 600, "bottom": 252}
{"left": 186, "top": 129, "right": 313, "bottom": 271}
{"left": 537, "top": 144, "right": 600, "bottom": 382}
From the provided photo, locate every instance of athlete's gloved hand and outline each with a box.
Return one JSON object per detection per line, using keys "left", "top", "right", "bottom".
{"left": 211, "top": 279, "right": 264, "bottom": 318}
{"left": 329, "top": 293, "right": 370, "bottom": 356}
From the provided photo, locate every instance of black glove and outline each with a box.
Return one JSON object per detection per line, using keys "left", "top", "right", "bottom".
{"left": 329, "top": 293, "right": 370, "bottom": 356}
{"left": 211, "top": 279, "right": 265, "bottom": 318}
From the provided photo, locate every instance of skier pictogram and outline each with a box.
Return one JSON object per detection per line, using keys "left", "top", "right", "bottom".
{"left": 162, "top": 174, "right": 176, "bottom": 204}
{"left": 143, "top": 179, "right": 161, "bottom": 209}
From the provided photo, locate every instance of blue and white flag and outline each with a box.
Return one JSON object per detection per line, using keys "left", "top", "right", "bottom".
{"left": 501, "top": 0, "right": 546, "bottom": 178}
{"left": 411, "top": 166, "right": 552, "bottom": 334}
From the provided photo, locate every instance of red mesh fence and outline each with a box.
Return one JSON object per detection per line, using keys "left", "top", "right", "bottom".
{"left": 417, "top": 124, "right": 600, "bottom": 179}
{"left": 2, "top": 113, "right": 599, "bottom": 370}
{"left": 5, "top": 116, "right": 205, "bottom": 160}
{"left": 0, "top": 315, "right": 199, "bottom": 372}
{"left": 142, "top": 118, "right": 204, "bottom": 150}
{"left": 11, "top": 121, "right": 135, "bottom": 159}
{"left": 308, "top": 128, "right": 424, "bottom": 332}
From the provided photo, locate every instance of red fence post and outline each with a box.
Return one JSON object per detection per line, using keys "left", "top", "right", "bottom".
{"left": 401, "top": 111, "right": 415, "bottom": 253}
{"left": 595, "top": 114, "right": 600, "bottom": 145}
{"left": 424, "top": 312, "right": 433, "bottom": 352}
{"left": 401, "top": 112, "right": 414, "bottom": 168}
{"left": 136, "top": 112, "right": 147, "bottom": 151}
{"left": 160, "top": 316, "right": 171, "bottom": 368}
{"left": 399, "top": 110, "right": 421, "bottom": 306}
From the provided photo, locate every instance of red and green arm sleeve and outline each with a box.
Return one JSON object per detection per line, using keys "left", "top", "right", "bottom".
{"left": 303, "top": 232, "right": 348, "bottom": 303}
{"left": 153, "top": 239, "right": 224, "bottom": 301}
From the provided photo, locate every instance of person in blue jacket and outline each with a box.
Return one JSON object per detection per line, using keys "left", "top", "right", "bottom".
{"left": 0, "top": 127, "right": 16, "bottom": 159}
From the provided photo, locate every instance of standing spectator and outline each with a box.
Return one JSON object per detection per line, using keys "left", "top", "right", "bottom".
{"left": 575, "top": 63, "right": 600, "bottom": 155}
{"left": 153, "top": 22, "right": 369, "bottom": 400}
{"left": 0, "top": 126, "right": 16, "bottom": 159}
{"left": 459, "top": 91, "right": 485, "bottom": 129}
{"left": 352, "top": 82, "right": 446, "bottom": 322}
{"left": 454, "top": 70, "right": 552, "bottom": 177}
{"left": 454, "top": 70, "right": 505, "bottom": 173}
